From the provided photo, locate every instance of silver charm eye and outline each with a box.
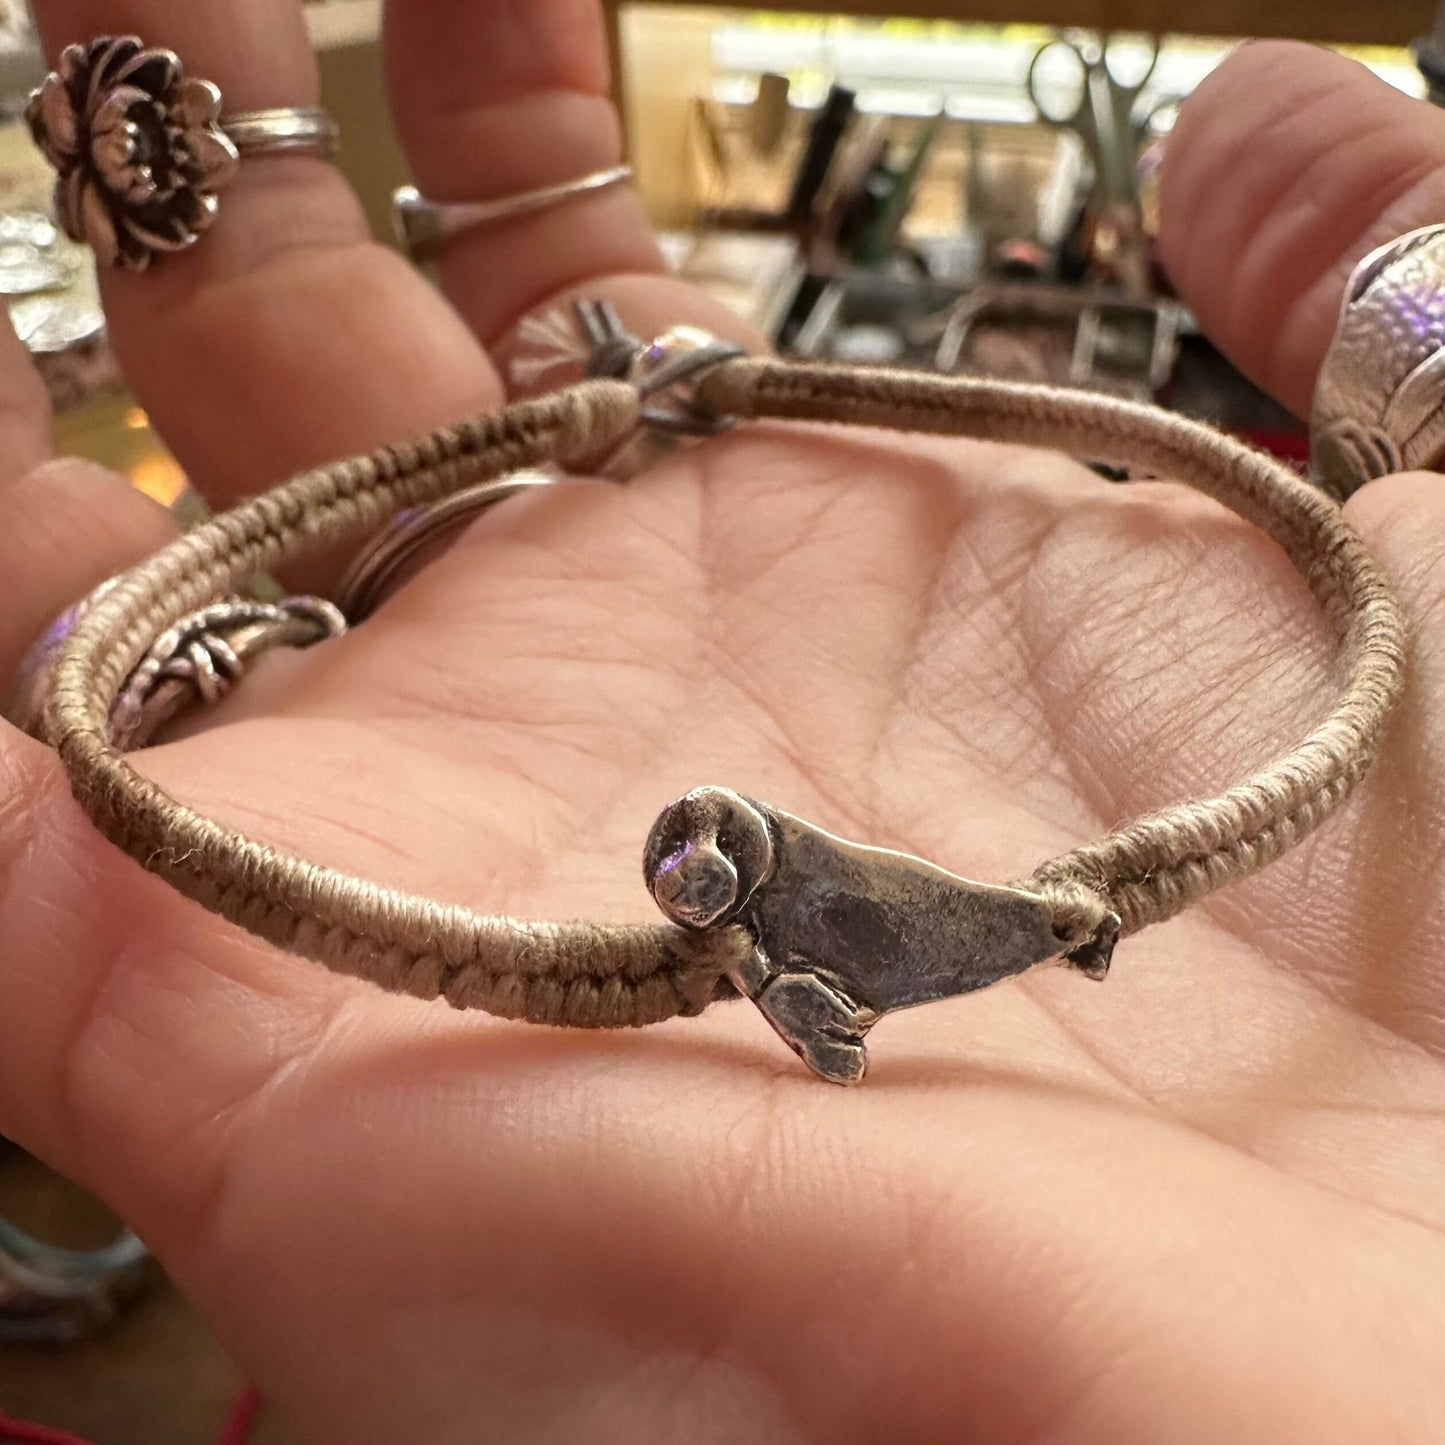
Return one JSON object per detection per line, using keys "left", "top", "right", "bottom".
{"left": 650, "top": 840, "right": 740, "bottom": 930}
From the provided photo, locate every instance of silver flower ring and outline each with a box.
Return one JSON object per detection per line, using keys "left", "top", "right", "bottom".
{"left": 27, "top": 36, "right": 338, "bottom": 271}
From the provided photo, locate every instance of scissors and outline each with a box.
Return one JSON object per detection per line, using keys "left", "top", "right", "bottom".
{"left": 1026, "top": 31, "right": 1162, "bottom": 208}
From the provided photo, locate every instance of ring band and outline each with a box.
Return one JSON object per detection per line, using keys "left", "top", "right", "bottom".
{"left": 1, "top": 1215, "right": 147, "bottom": 1343}
{"left": 335, "top": 471, "right": 557, "bottom": 624}
{"left": 393, "top": 165, "right": 634, "bottom": 263}
{"left": 26, "top": 36, "right": 339, "bottom": 271}
{"left": 39, "top": 351, "right": 1405, "bottom": 1084}
{"left": 217, "top": 107, "right": 339, "bottom": 160}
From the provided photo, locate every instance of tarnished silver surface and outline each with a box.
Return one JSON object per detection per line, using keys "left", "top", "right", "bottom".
{"left": 510, "top": 298, "right": 744, "bottom": 440}
{"left": 589, "top": 307, "right": 744, "bottom": 473}
{"left": 575, "top": 296, "right": 641, "bottom": 379}
{"left": 8, "top": 586, "right": 346, "bottom": 748}
{"left": 631, "top": 326, "right": 746, "bottom": 436}
{"left": 394, "top": 166, "right": 633, "bottom": 263}
{"left": 111, "top": 596, "right": 347, "bottom": 748}
{"left": 222, "top": 107, "right": 339, "bottom": 158}
{"left": 645, "top": 788, "right": 1116, "bottom": 1085}
{"left": 335, "top": 472, "right": 558, "bottom": 624}
{"left": 27, "top": 36, "right": 337, "bottom": 270}
{"left": 1311, "top": 223, "right": 1445, "bottom": 499}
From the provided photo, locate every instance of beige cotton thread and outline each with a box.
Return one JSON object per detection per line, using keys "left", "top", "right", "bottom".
{"left": 41, "top": 361, "right": 1405, "bottom": 1030}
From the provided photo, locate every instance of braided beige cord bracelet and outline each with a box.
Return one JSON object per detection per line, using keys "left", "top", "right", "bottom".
{"left": 37, "top": 356, "right": 1405, "bottom": 1084}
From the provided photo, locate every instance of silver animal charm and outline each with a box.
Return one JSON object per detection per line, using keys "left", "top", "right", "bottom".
{"left": 644, "top": 787, "right": 1118, "bottom": 1084}
{"left": 1311, "top": 223, "right": 1445, "bottom": 499}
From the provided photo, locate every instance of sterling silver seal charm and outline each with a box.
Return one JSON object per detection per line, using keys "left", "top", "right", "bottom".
{"left": 644, "top": 788, "right": 1118, "bottom": 1084}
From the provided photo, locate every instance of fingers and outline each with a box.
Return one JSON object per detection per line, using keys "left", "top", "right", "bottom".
{"left": 28, "top": 0, "right": 500, "bottom": 515}
{"left": 0, "top": 311, "right": 52, "bottom": 477}
{"left": 0, "top": 459, "right": 181, "bottom": 690}
{"left": 0, "top": 313, "right": 178, "bottom": 689}
{"left": 1160, "top": 42, "right": 1445, "bottom": 419}
{"left": 0, "top": 729, "right": 353, "bottom": 1243}
{"left": 382, "top": 0, "right": 764, "bottom": 371}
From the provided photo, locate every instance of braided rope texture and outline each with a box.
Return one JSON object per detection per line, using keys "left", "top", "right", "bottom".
{"left": 45, "top": 361, "right": 1406, "bottom": 1027}
{"left": 700, "top": 360, "right": 1406, "bottom": 944}
{"left": 47, "top": 380, "right": 749, "bottom": 1029}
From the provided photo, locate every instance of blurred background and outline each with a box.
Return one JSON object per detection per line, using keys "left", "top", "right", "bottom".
{"left": 0, "top": 1, "right": 1436, "bottom": 1441}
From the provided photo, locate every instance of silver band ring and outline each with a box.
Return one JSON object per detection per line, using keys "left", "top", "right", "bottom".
{"left": 27, "top": 36, "right": 340, "bottom": 271}
{"left": 335, "top": 472, "right": 558, "bottom": 624}
{"left": 1, "top": 1214, "right": 148, "bottom": 1344}
{"left": 393, "top": 165, "right": 634, "bottom": 263}
{"left": 214, "top": 107, "right": 339, "bottom": 160}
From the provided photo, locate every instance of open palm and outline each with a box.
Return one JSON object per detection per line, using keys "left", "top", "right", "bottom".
{"left": 1, "top": 12, "right": 1441, "bottom": 1443}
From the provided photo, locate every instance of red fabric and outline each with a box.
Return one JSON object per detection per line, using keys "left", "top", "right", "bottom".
{"left": 0, "top": 1412, "right": 96, "bottom": 1445}
{"left": 1236, "top": 426, "right": 1311, "bottom": 465}
{"left": 0, "top": 1384, "right": 260, "bottom": 1445}
{"left": 215, "top": 1387, "right": 261, "bottom": 1445}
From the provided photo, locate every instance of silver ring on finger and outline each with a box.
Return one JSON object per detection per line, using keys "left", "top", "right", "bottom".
{"left": 392, "top": 165, "right": 634, "bottom": 264}
{"left": 1311, "top": 222, "right": 1445, "bottom": 499}
{"left": 27, "top": 36, "right": 340, "bottom": 272}
{"left": 6, "top": 579, "right": 348, "bottom": 748}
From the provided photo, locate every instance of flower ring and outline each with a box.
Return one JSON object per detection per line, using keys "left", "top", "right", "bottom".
{"left": 26, "top": 37, "right": 339, "bottom": 272}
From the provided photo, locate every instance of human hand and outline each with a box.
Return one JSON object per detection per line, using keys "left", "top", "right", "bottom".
{"left": 0, "top": 13, "right": 1441, "bottom": 1442}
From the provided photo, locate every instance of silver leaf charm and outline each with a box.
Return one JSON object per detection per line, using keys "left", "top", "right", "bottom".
{"left": 1311, "top": 224, "right": 1445, "bottom": 499}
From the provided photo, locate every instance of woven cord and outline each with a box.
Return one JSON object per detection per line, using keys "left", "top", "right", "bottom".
{"left": 43, "top": 361, "right": 1406, "bottom": 1024}
{"left": 46, "top": 380, "right": 752, "bottom": 1029}
{"left": 698, "top": 359, "right": 1406, "bottom": 945}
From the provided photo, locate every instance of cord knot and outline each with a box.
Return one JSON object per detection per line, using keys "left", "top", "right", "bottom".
{"left": 1032, "top": 875, "right": 1121, "bottom": 981}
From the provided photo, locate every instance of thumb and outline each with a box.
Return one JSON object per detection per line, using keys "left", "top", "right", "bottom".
{"left": 1160, "top": 41, "right": 1445, "bottom": 419}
